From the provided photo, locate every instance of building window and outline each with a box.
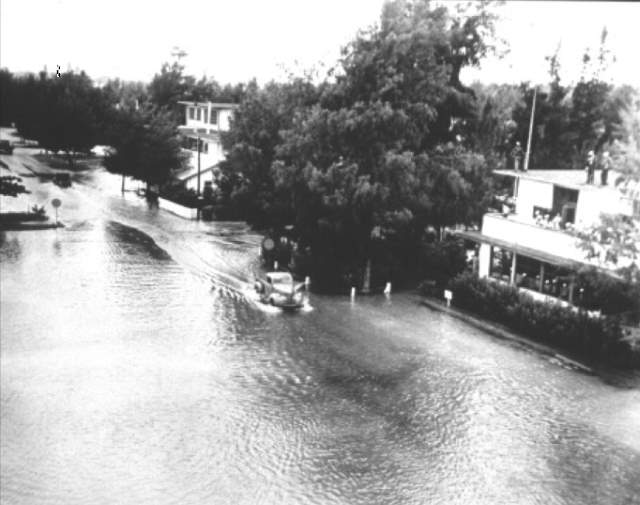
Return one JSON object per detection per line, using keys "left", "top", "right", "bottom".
{"left": 489, "top": 246, "right": 513, "bottom": 282}
{"left": 514, "top": 255, "right": 543, "bottom": 292}
{"left": 203, "top": 109, "right": 208, "bottom": 124}
{"left": 210, "top": 110, "right": 218, "bottom": 125}
{"left": 189, "top": 107, "right": 195, "bottom": 120}
{"left": 196, "top": 108, "right": 202, "bottom": 121}
{"left": 542, "top": 264, "right": 572, "bottom": 301}
{"left": 203, "top": 142, "right": 208, "bottom": 154}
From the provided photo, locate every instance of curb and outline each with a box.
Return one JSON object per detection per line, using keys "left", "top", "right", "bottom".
{"left": 420, "top": 296, "right": 593, "bottom": 373}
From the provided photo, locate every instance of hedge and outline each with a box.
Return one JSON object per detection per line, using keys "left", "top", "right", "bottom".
{"left": 448, "top": 272, "right": 640, "bottom": 368}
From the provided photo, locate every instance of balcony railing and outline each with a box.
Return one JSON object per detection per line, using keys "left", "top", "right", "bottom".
{"left": 482, "top": 213, "right": 589, "bottom": 264}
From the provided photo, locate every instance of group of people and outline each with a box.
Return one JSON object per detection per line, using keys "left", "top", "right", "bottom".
{"left": 585, "top": 149, "right": 611, "bottom": 186}
{"left": 533, "top": 210, "right": 572, "bottom": 230}
{"left": 509, "top": 140, "right": 612, "bottom": 186}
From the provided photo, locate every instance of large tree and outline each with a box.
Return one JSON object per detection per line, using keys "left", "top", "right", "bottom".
{"left": 10, "top": 70, "right": 108, "bottom": 166}
{"left": 104, "top": 107, "right": 187, "bottom": 190}
{"left": 269, "top": 0, "right": 496, "bottom": 290}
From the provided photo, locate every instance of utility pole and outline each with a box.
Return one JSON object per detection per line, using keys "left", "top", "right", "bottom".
{"left": 524, "top": 87, "right": 537, "bottom": 172}
{"left": 196, "top": 135, "right": 202, "bottom": 220}
{"left": 196, "top": 135, "right": 201, "bottom": 198}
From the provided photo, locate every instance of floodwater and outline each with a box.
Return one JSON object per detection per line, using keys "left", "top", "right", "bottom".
{"left": 1, "top": 157, "right": 640, "bottom": 505}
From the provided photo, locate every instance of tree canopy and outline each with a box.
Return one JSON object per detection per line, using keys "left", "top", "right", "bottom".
{"left": 218, "top": 0, "right": 499, "bottom": 290}
{"left": 104, "top": 107, "right": 187, "bottom": 186}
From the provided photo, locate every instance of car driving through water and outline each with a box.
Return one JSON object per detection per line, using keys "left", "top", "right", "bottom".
{"left": 254, "top": 272, "right": 305, "bottom": 310}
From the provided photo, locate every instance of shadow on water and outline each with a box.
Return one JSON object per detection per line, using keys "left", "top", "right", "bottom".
{"left": 103, "top": 220, "right": 172, "bottom": 261}
{"left": 0, "top": 233, "right": 22, "bottom": 262}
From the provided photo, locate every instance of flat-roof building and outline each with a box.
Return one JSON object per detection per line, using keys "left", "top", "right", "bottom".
{"left": 457, "top": 169, "right": 639, "bottom": 308}
{"left": 176, "top": 101, "right": 238, "bottom": 192}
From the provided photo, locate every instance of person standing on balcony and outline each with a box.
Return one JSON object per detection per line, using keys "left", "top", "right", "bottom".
{"left": 585, "top": 150, "right": 595, "bottom": 184}
{"left": 511, "top": 141, "right": 524, "bottom": 171}
{"left": 600, "top": 150, "right": 611, "bottom": 186}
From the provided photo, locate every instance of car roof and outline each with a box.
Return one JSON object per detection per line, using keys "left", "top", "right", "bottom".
{"left": 266, "top": 272, "right": 293, "bottom": 282}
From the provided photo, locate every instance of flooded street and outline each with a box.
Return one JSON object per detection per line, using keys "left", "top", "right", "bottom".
{"left": 2, "top": 159, "right": 640, "bottom": 505}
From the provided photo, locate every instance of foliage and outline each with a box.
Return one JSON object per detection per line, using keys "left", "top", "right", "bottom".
{"left": 574, "top": 267, "right": 640, "bottom": 323}
{"left": 0, "top": 176, "right": 29, "bottom": 197}
{"left": 501, "top": 31, "right": 635, "bottom": 171}
{"left": 448, "top": 272, "right": 639, "bottom": 367}
{"left": 101, "top": 78, "right": 148, "bottom": 112}
{"left": 148, "top": 61, "right": 246, "bottom": 123}
{"left": 10, "top": 71, "right": 109, "bottom": 164}
{"left": 218, "top": 78, "right": 320, "bottom": 228}
{"left": 104, "top": 107, "right": 187, "bottom": 185}
{"left": 419, "top": 237, "right": 468, "bottom": 288}
{"left": 217, "top": 0, "right": 497, "bottom": 290}
{"left": 148, "top": 61, "right": 190, "bottom": 123}
{"left": 159, "top": 183, "right": 200, "bottom": 208}
{"left": 468, "top": 82, "right": 523, "bottom": 163}
{"left": 572, "top": 213, "right": 640, "bottom": 268}
{"left": 610, "top": 89, "right": 640, "bottom": 183}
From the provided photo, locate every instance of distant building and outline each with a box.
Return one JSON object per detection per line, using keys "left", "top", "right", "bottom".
{"left": 176, "top": 101, "right": 238, "bottom": 192}
{"left": 457, "top": 169, "right": 639, "bottom": 307}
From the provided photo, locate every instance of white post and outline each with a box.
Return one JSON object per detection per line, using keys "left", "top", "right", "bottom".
{"left": 350, "top": 287, "right": 356, "bottom": 300}
{"left": 384, "top": 282, "right": 391, "bottom": 295}
{"left": 305, "top": 276, "right": 310, "bottom": 290}
{"left": 274, "top": 260, "right": 279, "bottom": 270}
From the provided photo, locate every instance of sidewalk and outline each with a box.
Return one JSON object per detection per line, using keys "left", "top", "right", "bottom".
{"left": 420, "top": 295, "right": 593, "bottom": 373}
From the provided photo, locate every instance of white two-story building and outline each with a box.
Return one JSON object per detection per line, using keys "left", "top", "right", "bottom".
{"left": 176, "top": 101, "right": 238, "bottom": 192}
{"left": 457, "top": 169, "right": 639, "bottom": 307}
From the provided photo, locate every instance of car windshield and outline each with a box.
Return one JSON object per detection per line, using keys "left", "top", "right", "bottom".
{"left": 268, "top": 273, "right": 293, "bottom": 285}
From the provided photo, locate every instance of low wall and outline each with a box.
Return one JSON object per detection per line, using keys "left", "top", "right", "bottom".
{"left": 158, "top": 197, "right": 198, "bottom": 220}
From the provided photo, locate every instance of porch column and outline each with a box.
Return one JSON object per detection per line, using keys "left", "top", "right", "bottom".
{"left": 478, "top": 243, "right": 491, "bottom": 278}
{"left": 538, "top": 263, "right": 545, "bottom": 292}
{"left": 509, "top": 252, "right": 517, "bottom": 285}
{"left": 568, "top": 275, "right": 575, "bottom": 304}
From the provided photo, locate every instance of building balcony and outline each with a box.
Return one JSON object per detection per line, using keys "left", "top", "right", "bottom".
{"left": 481, "top": 213, "right": 589, "bottom": 264}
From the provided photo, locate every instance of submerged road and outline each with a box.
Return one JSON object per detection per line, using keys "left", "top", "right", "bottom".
{"left": 1, "top": 151, "right": 640, "bottom": 505}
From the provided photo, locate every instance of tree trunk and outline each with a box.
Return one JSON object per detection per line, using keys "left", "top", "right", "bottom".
{"left": 362, "top": 258, "right": 371, "bottom": 294}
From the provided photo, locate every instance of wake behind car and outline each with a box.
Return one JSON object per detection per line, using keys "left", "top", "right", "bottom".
{"left": 254, "top": 272, "right": 305, "bottom": 310}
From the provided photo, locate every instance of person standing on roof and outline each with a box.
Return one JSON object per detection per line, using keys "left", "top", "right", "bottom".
{"left": 511, "top": 141, "right": 524, "bottom": 171}
{"left": 585, "top": 150, "right": 595, "bottom": 184}
{"left": 600, "top": 150, "right": 611, "bottom": 186}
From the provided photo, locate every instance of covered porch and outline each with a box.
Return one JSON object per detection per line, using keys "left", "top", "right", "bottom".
{"left": 456, "top": 230, "right": 588, "bottom": 307}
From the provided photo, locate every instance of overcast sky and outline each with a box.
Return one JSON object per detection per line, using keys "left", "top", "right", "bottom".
{"left": 1, "top": 0, "right": 638, "bottom": 87}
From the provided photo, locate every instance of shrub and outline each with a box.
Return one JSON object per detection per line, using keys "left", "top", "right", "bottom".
{"left": 419, "top": 237, "right": 468, "bottom": 288}
{"left": 448, "top": 272, "right": 639, "bottom": 368}
{"left": 575, "top": 267, "right": 640, "bottom": 325}
{"left": 159, "top": 183, "right": 199, "bottom": 208}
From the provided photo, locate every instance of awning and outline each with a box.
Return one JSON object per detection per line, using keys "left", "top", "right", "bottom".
{"left": 455, "top": 230, "right": 584, "bottom": 270}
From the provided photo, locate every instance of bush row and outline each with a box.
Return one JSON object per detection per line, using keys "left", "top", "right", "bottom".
{"left": 447, "top": 272, "right": 640, "bottom": 368}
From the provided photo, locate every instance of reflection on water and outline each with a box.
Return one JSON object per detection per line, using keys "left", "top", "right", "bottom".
{"left": 1, "top": 170, "right": 640, "bottom": 505}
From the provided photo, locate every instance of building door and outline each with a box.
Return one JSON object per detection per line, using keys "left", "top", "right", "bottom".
{"left": 552, "top": 185, "right": 579, "bottom": 225}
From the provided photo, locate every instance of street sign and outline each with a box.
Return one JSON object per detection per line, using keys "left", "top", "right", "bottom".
{"left": 262, "top": 238, "right": 275, "bottom": 251}
{"left": 444, "top": 289, "right": 453, "bottom": 307}
{"left": 51, "top": 198, "right": 61, "bottom": 225}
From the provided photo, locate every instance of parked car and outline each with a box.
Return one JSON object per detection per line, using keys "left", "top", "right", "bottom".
{"left": 254, "top": 272, "right": 305, "bottom": 310}
{"left": 0, "top": 140, "right": 14, "bottom": 154}
{"left": 53, "top": 173, "right": 72, "bottom": 188}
